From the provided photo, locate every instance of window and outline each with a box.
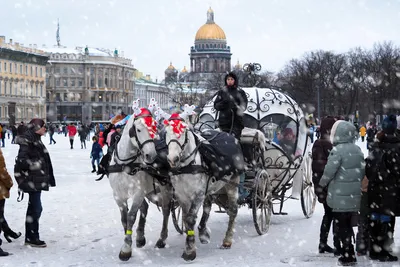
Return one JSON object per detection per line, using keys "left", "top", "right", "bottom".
{"left": 15, "top": 63, "right": 17, "bottom": 74}
{"left": 25, "top": 65, "right": 28, "bottom": 75}
{"left": 56, "top": 78, "right": 60, "bottom": 87}
{"left": 98, "top": 93, "right": 103, "bottom": 102}
{"left": 64, "top": 93, "right": 68, "bottom": 101}
{"left": 20, "top": 83, "right": 23, "bottom": 96}
{"left": 9, "top": 63, "right": 12, "bottom": 73}
{"left": 78, "top": 79, "right": 83, "bottom": 87}
{"left": 14, "top": 83, "right": 17, "bottom": 95}
{"left": 105, "top": 78, "right": 108, "bottom": 87}
{"left": 40, "top": 67, "right": 42, "bottom": 77}
{"left": 9, "top": 82, "right": 12, "bottom": 95}
{"left": 98, "top": 77, "right": 102, "bottom": 87}
{"left": 63, "top": 79, "right": 68, "bottom": 86}
{"left": 71, "top": 79, "right": 75, "bottom": 87}
{"left": 30, "top": 66, "right": 33, "bottom": 76}
{"left": 0, "top": 81, "right": 2, "bottom": 94}
{"left": 4, "top": 62, "right": 7, "bottom": 72}
{"left": 55, "top": 67, "right": 60, "bottom": 73}
{"left": 20, "top": 65, "right": 22, "bottom": 74}
{"left": 78, "top": 66, "right": 84, "bottom": 74}
{"left": 90, "top": 78, "right": 94, "bottom": 87}
{"left": 40, "top": 84, "right": 43, "bottom": 96}
{"left": 63, "top": 67, "right": 68, "bottom": 74}
{"left": 35, "top": 67, "right": 38, "bottom": 77}
{"left": 36, "top": 84, "right": 39, "bottom": 96}
{"left": 90, "top": 68, "right": 94, "bottom": 75}
{"left": 4, "top": 82, "right": 7, "bottom": 95}
{"left": 46, "top": 77, "right": 49, "bottom": 85}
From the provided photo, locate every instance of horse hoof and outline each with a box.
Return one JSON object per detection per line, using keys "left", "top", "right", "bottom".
{"left": 199, "top": 235, "right": 210, "bottom": 244}
{"left": 182, "top": 251, "right": 196, "bottom": 261}
{"left": 119, "top": 251, "right": 132, "bottom": 261}
{"left": 155, "top": 239, "right": 166, "bottom": 249}
{"left": 136, "top": 237, "right": 146, "bottom": 248}
{"left": 220, "top": 242, "right": 232, "bottom": 249}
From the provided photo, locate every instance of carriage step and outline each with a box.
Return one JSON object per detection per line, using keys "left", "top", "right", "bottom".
{"left": 273, "top": 212, "right": 288, "bottom": 215}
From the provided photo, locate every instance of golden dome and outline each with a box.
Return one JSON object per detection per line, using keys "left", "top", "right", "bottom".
{"left": 195, "top": 7, "right": 226, "bottom": 41}
{"left": 167, "top": 62, "right": 175, "bottom": 70}
{"left": 234, "top": 60, "right": 242, "bottom": 69}
{"left": 181, "top": 66, "right": 188, "bottom": 73}
{"left": 195, "top": 24, "right": 226, "bottom": 40}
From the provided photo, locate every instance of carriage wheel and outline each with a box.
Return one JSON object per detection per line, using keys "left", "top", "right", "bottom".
{"left": 252, "top": 169, "right": 272, "bottom": 235}
{"left": 300, "top": 152, "right": 317, "bottom": 218}
{"left": 171, "top": 200, "right": 184, "bottom": 234}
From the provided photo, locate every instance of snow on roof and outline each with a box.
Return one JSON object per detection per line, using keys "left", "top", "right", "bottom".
{"left": 42, "top": 46, "right": 113, "bottom": 57}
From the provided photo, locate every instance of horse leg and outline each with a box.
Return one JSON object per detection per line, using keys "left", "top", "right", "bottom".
{"left": 153, "top": 186, "right": 171, "bottom": 248}
{"left": 221, "top": 174, "right": 239, "bottom": 249}
{"left": 136, "top": 199, "right": 148, "bottom": 248}
{"left": 119, "top": 194, "right": 143, "bottom": 261}
{"left": 198, "top": 196, "right": 212, "bottom": 244}
{"left": 182, "top": 193, "right": 204, "bottom": 262}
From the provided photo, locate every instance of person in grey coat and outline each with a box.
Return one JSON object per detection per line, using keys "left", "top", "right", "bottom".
{"left": 319, "top": 120, "right": 365, "bottom": 266}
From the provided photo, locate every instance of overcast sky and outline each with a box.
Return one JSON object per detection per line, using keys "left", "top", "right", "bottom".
{"left": 1, "top": 0, "right": 400, "bottom": 81}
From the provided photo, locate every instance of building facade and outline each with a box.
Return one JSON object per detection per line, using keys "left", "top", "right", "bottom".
{"left": 183, "top": 7, "right": 232, "bottom": 83}
{"left": 0, "top": 36, "right": 49, "bottom": 125}
{"left": 44, "top": 46, "right": 135, "bottom": 124}
{"left": 134, "top": 77, "right": 169, "bottom": 111}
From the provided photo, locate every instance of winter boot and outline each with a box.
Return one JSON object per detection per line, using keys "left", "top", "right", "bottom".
{"left": 369, "top": 219, "right": 381, "bottom": 260}
{"left": 338, "top": 237, "right": 357, "bottom": 266}
{"left": 318, "top": 212, "right": 334, "bottom": 253}
{"left": 377, "top": 222, "right": 398, "bottom": 262}
{"left": 0, "top": 247, "right": 9, "bottom": 257}
{"left": 25, "top": 239, "right": 47, "bottom": 248}
{"left": 91, "top": 165, "right": 96, "bottom": 173}
{"left": 3, "top": 228, "right": 21, "bottom": 243}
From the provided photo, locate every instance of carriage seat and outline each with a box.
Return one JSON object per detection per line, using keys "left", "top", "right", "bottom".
{"left": 240, "top": 127, "right": 266, "bottom": 150}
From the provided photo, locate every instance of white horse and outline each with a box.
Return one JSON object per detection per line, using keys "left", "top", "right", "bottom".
{"left": 164, "top": 115, "right": 240, "bottom": 261}
{"left": 108, "top": 109, "right": 173, "bottom": 261}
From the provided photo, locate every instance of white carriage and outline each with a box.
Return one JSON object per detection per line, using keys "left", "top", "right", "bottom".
{"left": 194, "top": 87, "right": 317, "bottom": 235}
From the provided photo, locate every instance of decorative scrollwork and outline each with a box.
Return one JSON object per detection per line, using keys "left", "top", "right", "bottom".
{"left": 242, "top": 63, "right": 262, "bottom": 87}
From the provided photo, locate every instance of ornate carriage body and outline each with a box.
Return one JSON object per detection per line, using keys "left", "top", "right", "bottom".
{"left": 195, "top": 87, "right": 316, "bottom": 234}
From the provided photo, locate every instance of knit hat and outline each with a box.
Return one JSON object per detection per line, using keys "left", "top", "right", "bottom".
{"left": 28, "top": 118, "right": 45, "bottom": 131}
{"left": 282, "top": 127, "right": 294, "bottom": 137}
{"left": 382, "top": 115, "right": 397, "bottom": 134}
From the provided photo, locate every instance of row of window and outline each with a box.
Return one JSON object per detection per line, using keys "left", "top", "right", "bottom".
{"left": 195, "top": 43, "right": 227, "bottom": 50}
{"left": 48, "top": 66, "right": 133, "bottom": 79}
{"left": 0, "top": 81, "right": 43, "bottom": 97}
{"left": 0, "top": 106, "right": 44, "bottom": 120}
{"left": 0, "top": 60, "right": 44, "bottom": 77}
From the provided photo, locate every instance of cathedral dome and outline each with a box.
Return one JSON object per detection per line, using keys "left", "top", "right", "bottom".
{"left": 195, "top": 8, "right": 226, "bottom": 41}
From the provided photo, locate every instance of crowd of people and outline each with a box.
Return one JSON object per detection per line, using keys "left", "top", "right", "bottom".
{"left": 312, "top": 115, "right": 400, "bottom": 266}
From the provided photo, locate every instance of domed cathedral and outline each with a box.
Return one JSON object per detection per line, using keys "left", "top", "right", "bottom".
{"left": 165, "top": 62, "right": 178, "bottom": 83}
{"left": 186, "top": 7, "right": 232, "bottom": 82}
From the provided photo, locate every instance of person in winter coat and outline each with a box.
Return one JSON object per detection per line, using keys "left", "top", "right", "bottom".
{"left": 214, "top": 72, "right": 248, "bottom": 139}
{"left": 319, "top": 120, "right": 365, "bottom": 266}
{"left": 48, "top": 123, "right": 56, "bottom": 145}
{"left": 359, "top": 125, "right": 366, "bottom": 142}
{"left": 67, "top": 123, "right": 77, "bottom": 149}
{"left": 78, "top": 125, "right": 88, "bottom": 149}
{"left": 0, "top": 148, "right": 22, "bottom": 256}
{"left": 355, "top": 174, "right": 370, "bottom": 256}
{"left": 10, "top": 125, "right": 17, "bottom": 144}
{"left": 366, "top": 124, "right": 377, "bottom": 150}
{"left": 90, "top": 136, "right": 103, "bottom": 173}
{"left": 14, "top": 119, "right": 56, "bottom": 248}
{"left": 365, "top": 115, "right": 400, "bottom": 262}
{"left": 311, "top": 116, "right": 340, "bottom": 255}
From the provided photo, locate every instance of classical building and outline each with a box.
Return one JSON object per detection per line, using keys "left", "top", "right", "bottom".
{"left": 44, "top": 46, "right": 135, "bottom": 124}
{"left": 182, "top": 7, "right": 232, "bottom": 83}
{"left": 0, "top": 36, "right": 49, "bottom": 125}
{"left": 134, "top": 77, "right": 169, "bottom": 111}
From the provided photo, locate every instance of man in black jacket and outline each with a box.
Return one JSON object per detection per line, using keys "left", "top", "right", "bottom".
{"left": 214, "top": 72, "right": 248, "bottom": 203}
{"left": 214, "top": 72, "right": 248, "bottom": 139}
{"left": 14, "top": 119, "right": 56, "bottom": 248}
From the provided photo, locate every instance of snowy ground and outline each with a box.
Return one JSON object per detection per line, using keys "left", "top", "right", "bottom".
{"left": 0, "top": 133, "right": 398, "bottom": 267}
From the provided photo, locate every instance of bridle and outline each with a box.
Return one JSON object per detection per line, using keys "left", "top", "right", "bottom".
{"left": 129, "top": 114, "right": 156, "bottom": 151}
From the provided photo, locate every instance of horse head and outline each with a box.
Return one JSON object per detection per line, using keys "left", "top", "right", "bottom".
{"left": 126, "top": 107, "right": 158, "bottom": 164}
{"left": 164, "top": 113, "right": 189, "bottom": 168}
